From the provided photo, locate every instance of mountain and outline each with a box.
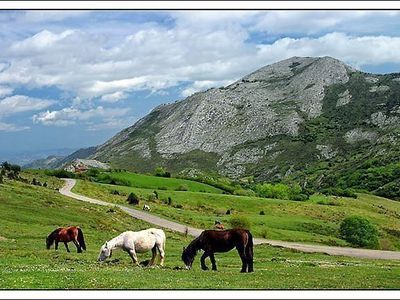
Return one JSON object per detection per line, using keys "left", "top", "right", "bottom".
{"left": 29, "top": 56, "right": 400, "bottom": 198}
{"left": 91, "top": 56, "right": 399, "bottom": 177}
{"left": 25, "top": 146, "right": 98, "bottom": 170}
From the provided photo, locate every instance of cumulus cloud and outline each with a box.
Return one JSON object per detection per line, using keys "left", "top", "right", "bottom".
{"left": 0, "top": 11, "right": 400, "bottom": 133}
{"left": 0, "top": 85, "right": 13, "bottom": 98}
{"left": 181, "top": 79, "right": 236, "bottom": 97}
{"left": 0, "top": 95, "right": 54, "bottom": 115}
{"left": 0, "top": 121, "right": 29, "bottom": 132}
{"left": 100, "top": 91, "right": 128, "bottom": 103}
{"left": 256, "top": 32, "right": 400, "bottom": 68}
{"left": 32, "top": 106, "right": 130, "bottom": 126}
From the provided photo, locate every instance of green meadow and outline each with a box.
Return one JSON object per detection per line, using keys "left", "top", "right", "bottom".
{"left": 1, "top": 173, "right": 400, "bottom": 289}
{"left": 72, "top": 171, "right": 400, "bottom": 250}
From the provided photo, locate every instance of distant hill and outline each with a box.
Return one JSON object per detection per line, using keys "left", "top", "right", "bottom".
{"left": 25, "top": 146, "right": 98, "bottom": 170}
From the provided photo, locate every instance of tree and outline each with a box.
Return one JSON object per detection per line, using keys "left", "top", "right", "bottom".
{"left": 127, "top": 192, "right": 140, "bottom": 205}
{"left": 339, "top": 216, "right": 378, "bottom": 248}
{"left": 1, "top": 161, "right": 11, "bottom": 171}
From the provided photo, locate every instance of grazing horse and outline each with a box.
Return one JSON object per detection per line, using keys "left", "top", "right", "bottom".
{"left": 143, "top": 204, "right": 151, "bottom": 211}
{"left": 182, "top": 228, "right": 253, "bottom": 273}
{"left": 46, "top": 226, "right": 86, "bottom": 253}
{"left": 98, "top": 228, "right": 166, "bottom": 267}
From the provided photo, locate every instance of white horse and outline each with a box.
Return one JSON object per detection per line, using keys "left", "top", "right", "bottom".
{"left": 98, "top": 228, "right": 166, "bottom": 266}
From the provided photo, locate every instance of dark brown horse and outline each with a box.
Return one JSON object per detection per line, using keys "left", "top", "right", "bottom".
{"left": 182, "top": 228, "right": 254, "bottom": 273}
{"left": 46, "top": 226, "right": 86, "bottom": 253}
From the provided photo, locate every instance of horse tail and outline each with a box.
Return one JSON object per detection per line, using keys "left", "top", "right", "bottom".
{"left": 245, "top": 230, "right": 254, "bottom": 272}
{"left": 77, "top": 227, "right": 86, "bottom": 251}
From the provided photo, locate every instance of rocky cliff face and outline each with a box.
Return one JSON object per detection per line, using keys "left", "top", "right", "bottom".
{"left": 90, "top": 56, "right": 400, "bottom": 181}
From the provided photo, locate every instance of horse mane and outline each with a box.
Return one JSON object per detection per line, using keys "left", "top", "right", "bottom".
{"left": 186, "top": 235, "right": 201, "bottom": 254}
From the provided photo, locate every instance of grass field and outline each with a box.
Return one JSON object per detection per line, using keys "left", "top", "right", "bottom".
{"left": 73, "top": 176, "right": 400, "bottom": 250}
{"left": 95, "top": 171, "right": 224, "bottom": 194}
{"left": 1, "top": 177, "right": 400, "bottom": 289}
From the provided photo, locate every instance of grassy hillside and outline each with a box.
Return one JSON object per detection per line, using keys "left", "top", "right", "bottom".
{"left": 74, "top": 179, "right": 400, "bottom": 250}
{"left": 93, "top": 170, "right": 224, "bottom": 194}
{"left": 1, "top": 177, "right": 400, "bottom": 289}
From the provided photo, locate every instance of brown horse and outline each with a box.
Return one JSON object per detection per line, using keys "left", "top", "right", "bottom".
{"left": 46, "top": 226, "right": 86, "bottom": 253}
{"left": 182, "top": 228, "right": 254, "bottom": 273}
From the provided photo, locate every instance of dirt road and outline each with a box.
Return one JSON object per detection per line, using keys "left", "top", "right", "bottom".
{"left": 60, "top": 178, "right": 400, "bottom": 260}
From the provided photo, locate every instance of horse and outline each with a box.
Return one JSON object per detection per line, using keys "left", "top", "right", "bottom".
{"left": 214, "top": 220, "right": 224, "bottom": 230}
{"left": 143, "top": 204, "right": 151, "bottom": 211}
{"left": 181, "top": 228, "right": 254, "bottom": 273}
{"left": 98, "top": 228, "right": 166, "bottom": 267}
{"left": 46, "top": 226, "right": 86, "bottom": 253}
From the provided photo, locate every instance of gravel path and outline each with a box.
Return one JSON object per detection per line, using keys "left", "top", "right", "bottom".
{"left": 60, "top": 178, "right": 400, "bottom": 260}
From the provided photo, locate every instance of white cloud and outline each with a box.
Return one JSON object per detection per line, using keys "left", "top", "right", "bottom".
{"left": 100, "top": 91, "right": 128, "bottom": 103}
{"left": 256, "top": 32, "right": 400, "bottom": 67}
{"left": 0, "top": 11, "right": 399, "bottom": 111}
{"left": 0, "top": 86, "right": 13, "bottom": 98}
{"left": 32, "top": 106, "right": 130, "bottom": 127}
{"left": 0, "top": 121, "right": 29, "bottom": 132}
{"left": 0, "top": 95, "right": 54, "bottom": 116}
{"left": 181, "top": 79, "right": 236, "bottom": 98}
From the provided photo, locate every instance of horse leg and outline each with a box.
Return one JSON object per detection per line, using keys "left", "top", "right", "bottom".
{"left": 55, "top": 241, "right": 59, "bottom": 250}
{"left": 210, "top": 253, "right": 217, "bottom": 271}
{"left": 128, "top": 249, "right": 140, "bottom": 266}
{"left": 148, "top": 246, "right": 157, "bottom": 267}
{"left": 73, "top": 239, "right": 82, "bottom": 253}
{"left": 200, "top": 252, "right": 209, "bottom": 270}
{"left": 157, "top": 244, "right": 165, "bottom": 267}
{"left": 236, "top": 245, "right": 247, "bottom": 273}
{"left": 64, "top": 242, "right": 70, "bottom": 253}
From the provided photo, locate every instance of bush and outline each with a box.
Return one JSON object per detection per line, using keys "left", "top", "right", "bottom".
{"left": 45, "top": 169, "right": 76, "bottom": 179}
{"left": 229, "top": 216, "right": 251, "bottom": 230}
{"left": 321, "top": 188, "right": 357, "bottom": 199}
{"left": 339, "top": 216, "right": 378, "bottom": 248}
{"left": 176, "top": 184, "right": 188, "bottom": 191}
{"left": 127, "top": 192, "right": 140, "bottom": 205}
{"left": 259, "top": 210, "right": 265, "bottom": 215}
{"left": 155, "top": 166, "right": 171, "bottom": 178}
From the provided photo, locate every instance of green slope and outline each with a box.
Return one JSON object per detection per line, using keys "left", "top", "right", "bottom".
{"left": 1, "top": 177, "right": 400, "bottom": 289}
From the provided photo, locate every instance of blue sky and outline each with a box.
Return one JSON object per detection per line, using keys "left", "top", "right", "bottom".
{"left": 1, "top": 10, "right": 400, "bottom": 157}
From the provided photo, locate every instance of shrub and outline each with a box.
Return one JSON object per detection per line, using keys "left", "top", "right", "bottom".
{"left": 339, "top": 216, "right": 378, "bottom": 248}
{"left": 147, "top": 193, "right": 157, "bottom": 202}
{"left": 321, "top": 187, "right": 357, "bottom": 199}
{"left": 176, "top": 184, "right": 188, "bottom": 191}
{"left": 110, "top": 189, "right": 120, "bottom": 195}
{"left": 127, "top": 192, "right": 140, "bottom": 205}
{"left": 229, "top": 216, "right": 251, "bottom": 230}
{"left": 45, "top": 169, "right": 76, "bottom": 179}
{"left": 155, "top": 167, "right": 171, "bottom": 178}
{"left": 259, "top": 210, "right": 265, "bottom": 215}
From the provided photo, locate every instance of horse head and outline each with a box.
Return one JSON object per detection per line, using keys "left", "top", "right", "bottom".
{"left": 181, "top": 246, "right": 196, "bottom": 270}
{"left": 98, "top": 242, "right": 112, "bottom": 262}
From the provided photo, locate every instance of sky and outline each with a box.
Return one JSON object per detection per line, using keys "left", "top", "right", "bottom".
{"left": 1, "top": 10, "right": 400, "bottom": 157}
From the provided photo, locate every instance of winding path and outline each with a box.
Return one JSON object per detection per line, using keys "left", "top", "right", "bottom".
{"left": 60, "top": 178, "right": 400, "bottom": 260}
